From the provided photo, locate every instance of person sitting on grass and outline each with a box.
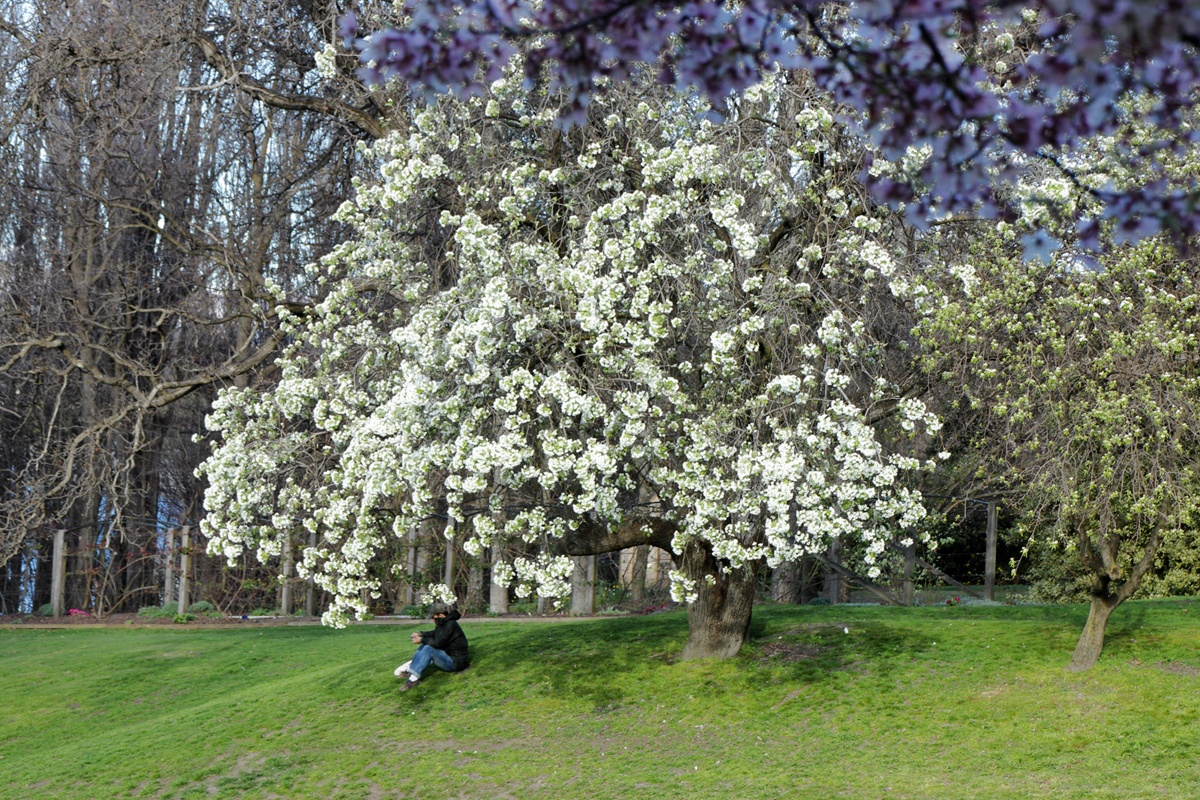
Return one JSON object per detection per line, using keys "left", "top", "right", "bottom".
{"left": 394, "top": 601, "right": 469, "bottom": 692}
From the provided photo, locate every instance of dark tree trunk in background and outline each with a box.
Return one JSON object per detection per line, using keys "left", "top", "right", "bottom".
{"left": 32, "top": 539, "right": 52, "bottom": 610}
{"left": 822, "top": 538, "right": 850, "bottom": 604}
{"left": 770, "top": 560, "right": 803, "bottom": 604}
{"left": 630, "top": 544, "right": 649, "bottom": 604}
{"left": 0, "top": 554, "right": 22, "bottom": 613}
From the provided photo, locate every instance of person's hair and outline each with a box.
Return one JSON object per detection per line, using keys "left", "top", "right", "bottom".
{"left": 430, "top": 601, "right": 453, "bottom": 618}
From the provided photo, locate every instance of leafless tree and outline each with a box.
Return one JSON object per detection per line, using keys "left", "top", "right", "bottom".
{"left": 0, "top": 0, "right": 385, "bottom": 613}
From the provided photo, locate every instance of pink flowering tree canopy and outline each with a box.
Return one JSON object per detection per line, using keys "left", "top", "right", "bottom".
{"left": 339, "top": 1, "right": 1200, "bottom": 260}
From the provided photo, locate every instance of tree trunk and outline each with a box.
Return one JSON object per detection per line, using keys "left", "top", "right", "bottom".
{"left": 489, "top": 573, "right": 509, "bottom": 615}
{"left": 901, "top": 542, "right": 916, "bottom": 606}
{"left": 32, "top": 538, "right": 52, "bottom": 610}
{"left": 630, "top": 544, "right": 649, "bottom": 604}
{"left": 1, "top": 553, "right": 21, "bottom": 613}
{"left": 1066, "top": 528, "right": 1160, "bottom": 671}
{"left": 563, "top": 515, "right": 757, "bottom": 659}
{"left": 570, "top": 555, "right": 595, "bottom": 616}
{"left": 678, "top": 540, "right": 758, "bottom": 660}
{"left": 466, "top": 559, "right": 484, "bottom": 612}
{"left": 1067, "top": 593, "right": 1120, "bottom": 672}
{"left": 822, "top": 537, "right": 850, "bottom": 604}
{"left": 67, "top": 525, "right": 94, "bottom": 612}
{"left": 770, "top": 560, "right": 802, "bottom": 604}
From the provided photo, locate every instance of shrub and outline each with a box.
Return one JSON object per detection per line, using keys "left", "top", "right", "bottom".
{"left": 137, "top": 606, "right": 176, "bottom": 619}
{"left": 507, "top": 601, "right": 538, "bottom": 615}
{"left": 36, "top": 603, "right": 55, "bottom": 616}
{"left": 1024, "top": 522, "right": 1200, "bottom": 604}
{"left": 172, "top": 613, "right": 196, "bottom": 624}
{"left": 249, "top": 607, "right": 277, "bottom": 617}
{"left": 186, "top": 600, "right": 216, "bottom": 614}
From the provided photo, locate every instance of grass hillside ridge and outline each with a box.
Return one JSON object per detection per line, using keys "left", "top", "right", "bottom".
{"left": 2, "top": 600, "right": 1198, "bottom": 799}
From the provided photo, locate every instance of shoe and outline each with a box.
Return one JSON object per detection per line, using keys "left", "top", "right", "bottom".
{"left": 394, "top": 669, "right": 410, "bottom": 680}
{"left": 399, "top": 678, "right": 421, "bottom": 692}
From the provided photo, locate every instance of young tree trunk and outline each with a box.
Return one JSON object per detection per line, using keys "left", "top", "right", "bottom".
{"left": 489, "top": 569, "right": 509, "bottom": 614}
{"left": 570, "top": 555, "right": 595, "bottom": 615}
{"left": 1066, "top": 529, "right": 1160, "bottom": 672}
{"left": 1067, "top": 593, "right": 1120, "bottom": 672}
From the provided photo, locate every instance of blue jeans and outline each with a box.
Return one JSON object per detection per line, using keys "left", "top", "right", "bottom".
{"left": 409, "top": 644, "right": 456, "bottom": 678}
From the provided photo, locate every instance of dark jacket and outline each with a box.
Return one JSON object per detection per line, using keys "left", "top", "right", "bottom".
{"left": 419, "top": 609, "right": 469, "bottom": 670}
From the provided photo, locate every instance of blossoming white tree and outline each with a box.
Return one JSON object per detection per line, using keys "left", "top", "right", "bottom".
{"left": 199, "top": 72, "right": 942, "bottom": 658}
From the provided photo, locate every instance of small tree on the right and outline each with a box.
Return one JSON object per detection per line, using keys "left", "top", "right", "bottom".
{"left": 926, "top": 228, "right": 1200, "bottom": 671}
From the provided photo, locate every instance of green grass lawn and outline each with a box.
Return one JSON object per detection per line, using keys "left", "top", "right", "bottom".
{"left": 2, "top": 599, "right": 1198, "bottom": 800}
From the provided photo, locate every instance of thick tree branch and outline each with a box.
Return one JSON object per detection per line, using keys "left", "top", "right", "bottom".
{"left": 187, "top": 30, "right": 385, "bottom": 139}
{"left": 564, "top": 514, "right": 677, "bottom": 556}
{"left": 1113, "top": 528, "right": 1162, "bottom": 604}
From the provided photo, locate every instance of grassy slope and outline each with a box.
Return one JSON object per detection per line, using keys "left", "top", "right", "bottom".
{"left": 1, "top": 600, "right": 1198, "bottom": 800}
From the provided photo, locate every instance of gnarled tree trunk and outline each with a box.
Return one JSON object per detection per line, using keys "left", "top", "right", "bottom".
{"left": 1067, "top": 528, "right": 1161, "bottom": 672}
{"left": 1067, "top": 592, "right": 1120, "bottom": 672}
{"left": 677, "top": 539, "right": 758, "bottom": 660}
{"left": 565, "top": 515, "right": 759, "bottom": 660}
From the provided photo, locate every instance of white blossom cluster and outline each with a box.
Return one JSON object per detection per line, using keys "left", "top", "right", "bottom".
{"left": 314, "top": 44, "right": 339, "bottom": 80}
{"left": 420, "top": 583, "right": 458, "bottom": 605}
{"left": 198, "top": 73, "right": 941, "bottom": 624}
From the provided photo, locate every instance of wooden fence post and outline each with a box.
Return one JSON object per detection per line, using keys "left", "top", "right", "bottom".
{"left": 51, "top": 529, "right": 65, "bottom": 617}
{"left": 280, "top": 534, "right": 293, "bottom": 615}
{"left": 163, "top": 530, "right": 175, "bottom": 607}
{"left": 177, "top": 526, "right": 191, "bottom": 614}
{"left": 984, "top": 501, "right": 998, "bottom": 601}
{"left": 306, "top": 529, "right": 317, "bottom": 617}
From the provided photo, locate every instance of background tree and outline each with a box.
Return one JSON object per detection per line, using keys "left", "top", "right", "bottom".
{"left": 919, "top": 89, "right": 1200, "bottom": 669}
{"left": 0, "top": 0, "right": 373, "bottom": 612}
{"left": 923, "top": 230, "right": 1200, "bottom": 670}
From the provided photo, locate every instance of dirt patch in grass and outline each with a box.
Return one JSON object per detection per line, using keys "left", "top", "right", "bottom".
{"left": 1154, "top": 661, "right": 1200, "bottom": 677}
{"left": 780, "top": 622, "right": 853, "bottom": 633}
{"left": 757, "top": 641, "right": 824, "bottom": 662}
{"left": 753, "top": 622, "right": 856, "bottom": 664}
